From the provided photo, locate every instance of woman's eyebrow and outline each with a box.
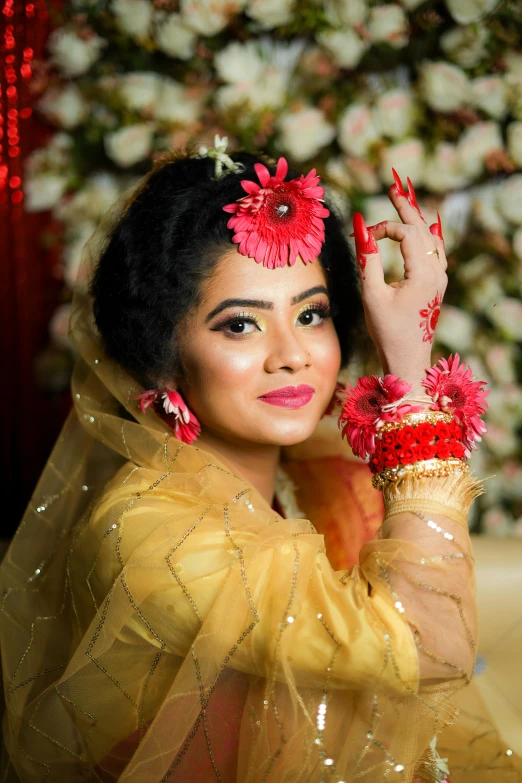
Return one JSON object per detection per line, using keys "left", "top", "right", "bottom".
{"left": 205, "top": 285, "right": 329, "bottom": 323}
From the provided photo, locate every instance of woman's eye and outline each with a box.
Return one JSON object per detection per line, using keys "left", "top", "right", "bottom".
{"left": 226, "top": 319, "right": 258, "bottom": 335}
{"left": 298, "top": 308, "right": 325, "bottom": 327}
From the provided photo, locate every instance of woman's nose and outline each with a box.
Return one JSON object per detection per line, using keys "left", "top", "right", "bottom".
{"left": 264, "top": 329, "right": 310, "bottom": 374}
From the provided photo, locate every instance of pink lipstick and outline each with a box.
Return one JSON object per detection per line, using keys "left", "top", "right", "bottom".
{"left": 258, "top": 384, "right": 315, "bottom": 409}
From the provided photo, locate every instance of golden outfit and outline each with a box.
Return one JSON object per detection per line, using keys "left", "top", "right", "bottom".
{"left": 1, "top": 177, "right": 521, "bottom": 782}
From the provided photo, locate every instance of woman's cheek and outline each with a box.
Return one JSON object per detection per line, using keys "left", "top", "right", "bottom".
{"left": 315, "top": 327, "right": 342, "bottom": 380}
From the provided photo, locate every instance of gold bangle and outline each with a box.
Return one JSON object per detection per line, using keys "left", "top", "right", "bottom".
{"left": 372, "top": 458, "right": 468, "bottom": 490}
{"left": 383, "top": 498, "right": 469, "bottom": 529}
{"left": 376, "top": 410, "right": 454, "bottom": 433}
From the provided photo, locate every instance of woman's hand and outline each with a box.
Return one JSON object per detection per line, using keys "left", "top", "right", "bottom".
{"left": 352, "top": 170, "right": 447, "bottom": 391}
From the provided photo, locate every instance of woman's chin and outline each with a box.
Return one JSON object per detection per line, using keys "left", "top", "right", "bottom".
{"left": 251, "top": 417, "right": 322, "bottom": 447}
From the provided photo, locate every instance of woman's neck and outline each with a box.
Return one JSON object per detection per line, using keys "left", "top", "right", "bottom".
{"left": 196, "top": 430, "right": 281, "bottom": 506}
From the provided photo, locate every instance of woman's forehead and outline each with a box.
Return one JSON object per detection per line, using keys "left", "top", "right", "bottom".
{"left": 201, "top": 249, "right": 328, "bottom": 306}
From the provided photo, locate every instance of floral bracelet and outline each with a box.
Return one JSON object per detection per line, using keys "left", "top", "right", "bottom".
{"left": 337, "top": 353, "right": 489, "bottom": 464}
{"left": 370, "top": 414, "right": 467, "bottom": 474}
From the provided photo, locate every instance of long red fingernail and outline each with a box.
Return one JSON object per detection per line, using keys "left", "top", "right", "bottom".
{"left": 349, "top": 220, "right": 388, "bottom": 237}
{"left": 392, "top": 168, "right": 407, "bottom": 197}
{"left": 352, "top": 212, "right": 378, "bottom": 277}
{"left": 430, "top": 212, "right": 444, "bottom": 241}
{"left": 406, "top": 176, "right": 425, "bottom": 222}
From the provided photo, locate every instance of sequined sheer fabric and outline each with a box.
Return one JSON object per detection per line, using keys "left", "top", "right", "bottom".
{"left": 1, "top": 173, "right": 521, "bottom": 782}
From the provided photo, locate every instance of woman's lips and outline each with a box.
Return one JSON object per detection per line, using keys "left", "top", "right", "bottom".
{"left": 258, "top": 385, "right": 315, "bottom": 409}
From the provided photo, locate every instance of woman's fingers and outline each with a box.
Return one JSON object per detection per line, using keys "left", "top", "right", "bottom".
{"left": 352, "top": 212, "right": 385, "bottom": 290}
{"left": 390, "top": 169, "right": 426, "bottom": 227}
{"left": 364, "top": 220, "right": 448, "bottom": 275}
{"left": 429, "top": 213, "right": 443, "bottom": 241}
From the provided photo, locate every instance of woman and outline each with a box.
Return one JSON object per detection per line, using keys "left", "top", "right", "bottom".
{"left": 0, "top": 140, "right": 519, "bottom": 782}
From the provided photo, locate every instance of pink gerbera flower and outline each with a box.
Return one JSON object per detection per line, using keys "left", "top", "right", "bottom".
{"left": 338, "top": 375, "right": 423, "bottom": 459}
{"left": 132, "top": 389, "right": 201, "bottom": 444}
{"left": 422, "top": 353, "right": 489, "bottom": 454}
{"left": 162, "top": 390, "right": 201, "bottom": 444}
{"left": 222, "top": 157, "right": 330, "bottom": 269}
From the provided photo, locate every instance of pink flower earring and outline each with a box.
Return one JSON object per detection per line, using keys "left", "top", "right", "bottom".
{"left": 134, "top": 388, "right": 201, "bottom": 444}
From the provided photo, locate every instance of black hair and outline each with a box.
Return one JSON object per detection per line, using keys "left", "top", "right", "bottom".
{"left": 91, "top": 148, "right": 363, "bottom": 387}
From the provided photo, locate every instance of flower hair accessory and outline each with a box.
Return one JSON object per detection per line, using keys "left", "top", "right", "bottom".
{"left": 196, "top": 134, "right": 246, "bottom": 180}
{"left": 222, "top": 156, "right": 330, "bottom": 269}
{"left": 133, "top": 389, "right": 201, "bottom": 444}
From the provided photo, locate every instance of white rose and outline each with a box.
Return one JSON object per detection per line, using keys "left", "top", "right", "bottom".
{"left": 423, "top": 142, "right": 470, "bottom": 193}
{"left": 278, "top": 106, "right": 335, "bottom": 162}
{"left": 506, "top": 73, "right": 522, "bottom": 122}
{"left": 338, "top": 104, "right": 378, "bottom": 157}
{"left": 111, "top": 0, "right": 152, "bottom": 38}
{"left": 63, "top": 221, "right": 97, "bottom": 289}
{"left": 372, "top": 89, "right": 415, "bottom": 140}
{"left": 316, "top": 28, "right": 367, "bottom": 70}
{"left": 54, "top": 172, "right": 121, "bottom": 224}
{"left": 458, "top": 121, "right": 503, "bottom": 178}
{"left": 435, "top": 305, "right": 475, "bottom": 352}
{"left": 25, "top": 174, "right": 69, "bottom": 212}
{"left": 324, "top": 0, "right": 366, "bottom": 26}
{"left": 440, "top": 25, "right": 489, "bottom": 68}
{"left": 38, "top": 84, "right": 88, "bottom": 130}
{"left": 507, "top": 122, "right": 522, "bottom": 167}
{"left": 104, "top": 123, "right": 154, "bottom": 168}
{"left": 181, "top": 0, "right": 246, "bottom": 36}
{"left": 487, "top": 297, "right": 522, "bottom": 340}
{"left": 439, "top": 190, "right": 473, "bottom": 252}
{"left": 445, "top": 0, "right": 498, "bottom": 24}
{"left": 48, "top": 28, "right": 106, "bottom": 77}
{"left": 379, "top": 139, "right": 425, "bottom": 186}
{"left": 485, "top": 344, "right": 518, "bottom": 385}
{"left": 246, "top": 0, "right": 295, "bottom": 29}
{"left": 472, "top": 183, "right": 508, "bottom": 233}
{"left": 155, "top": 79, "right": 204, "bottom": 125}
{"left": 25, "top": 133, "right": 72, "bottom": 179}
{"left": 367, "top": 6, "right": 408, "bottom": 48}
{"left": 325, "top": 157, "right": 353, "bottom": 191}
{"left": 119, "top": 72, "right": 162, "bottom": 114}
{"left": 506, "top": 50, "right": 522, "bottom": 75}
{"left": 215, "top": 66, "right": 287, "bottom": 113}
{"left": 486, "top": 387, "right": 522, "bottom": 427}
{"left": 344, "top": 157, "right": 381, "bottom": 194}
{"left": 214, "top": 40, "right": 265, "bottom": 84}
{"left": 497, "top": 174, "right": 522, "bottom": 226}
{"left": 420, "top": 61, "right": 469, "bottom": 113}
{"left": 153, "top": 12, "right": 197, "bottom": 60}
{"left": 471, "top": 76, "right": 508, "bottom": 119}
{"left": 456, "top": 252, "right": 492, "bottom": 284}
{"left": 467, "top": 275, "right": 504, "bottom": 313}
{"left": 513, "top": 227, "right": 522, "bottom": 260}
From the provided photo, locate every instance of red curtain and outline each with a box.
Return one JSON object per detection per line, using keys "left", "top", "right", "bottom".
{"left": 1, "top": 0, "right": 69, "bottom": 535}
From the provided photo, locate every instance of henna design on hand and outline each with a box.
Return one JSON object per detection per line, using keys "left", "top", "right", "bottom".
{"left": 352, "top": 212, "right": 378, "bottom": 280}
{"left": 419, "top": 292, "right": 442, "bottom": 343}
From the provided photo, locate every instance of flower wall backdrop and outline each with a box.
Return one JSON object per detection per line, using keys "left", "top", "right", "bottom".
{"left": 27, "top": 0, "right": 522, "bottom": 534}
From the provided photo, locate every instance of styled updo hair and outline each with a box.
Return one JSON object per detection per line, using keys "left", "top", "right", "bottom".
{"left": 91, "top": 148, "right": 363, "bottom": 388}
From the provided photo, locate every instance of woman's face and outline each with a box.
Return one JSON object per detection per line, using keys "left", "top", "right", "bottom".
{"left": 178, "top": 250, "right": 342, "bottom": 447}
